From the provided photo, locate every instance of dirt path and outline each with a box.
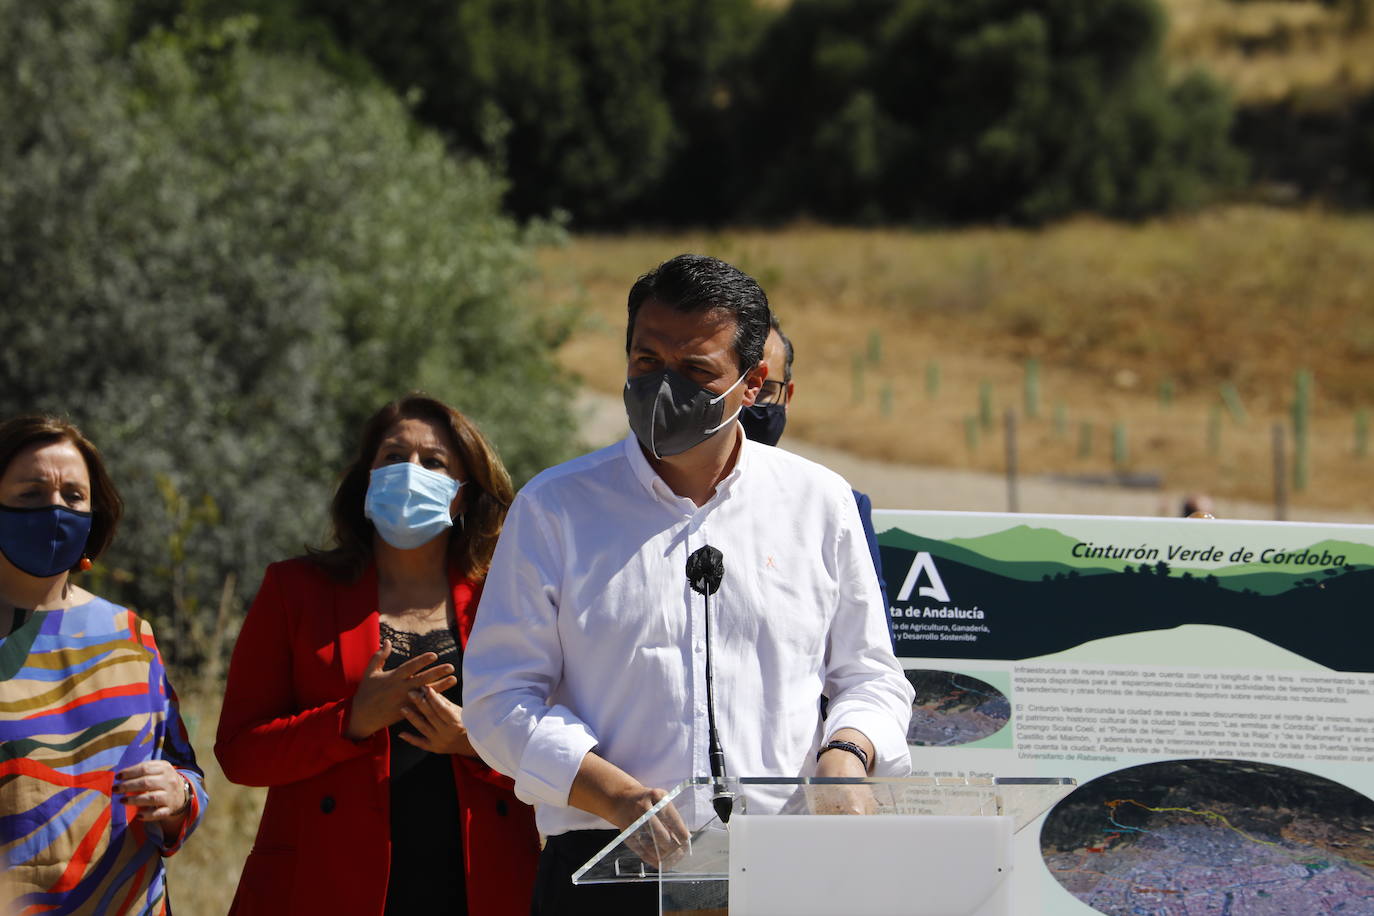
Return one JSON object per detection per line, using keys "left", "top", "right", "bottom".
{"left": 575, "top": 392, "right": 1374, "bottom": 526}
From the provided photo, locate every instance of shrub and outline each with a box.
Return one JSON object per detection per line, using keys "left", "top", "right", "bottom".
{"left": 244, "top": 0, "right": 763, "bottom": 226}
{"left": 737, "top": 0, "right": 1246, "bottom": 224}
{"left": 172, "top": 0, "right": 767, "bottom": 226}
{"left": 0, "top": 1, "right": 575, "bottom": 663}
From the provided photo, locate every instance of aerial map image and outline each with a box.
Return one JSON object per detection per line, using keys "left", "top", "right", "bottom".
{"left": 1040, "top": 759, "right": 1374, "bottom": 914}
{"left": 903, "top": 669, "right": 1010, "bottom": 746}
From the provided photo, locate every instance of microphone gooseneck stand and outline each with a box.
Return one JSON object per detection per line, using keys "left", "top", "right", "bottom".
{"left": 686, "top": 544, "right": 733, "bottom": 824}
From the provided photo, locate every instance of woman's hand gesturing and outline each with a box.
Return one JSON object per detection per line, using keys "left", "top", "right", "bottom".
{"left": 399, "top": 685, "right": 479, "bottom": 757}
{"left": 344, "top": 640, "right": 457, "bottom": 740}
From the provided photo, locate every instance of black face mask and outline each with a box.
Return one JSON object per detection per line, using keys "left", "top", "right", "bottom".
{"left": 623, "top": 367, "right": 746, "bottom": 459}
{"left": 739, "top": 403, "right": 787, "bottom": 447}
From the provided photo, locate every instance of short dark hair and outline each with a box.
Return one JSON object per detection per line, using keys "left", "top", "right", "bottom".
{"left": 626, "top": 254, "right": 771, "bottom": 373}
{"left": 0, "top": 415, "right": 123, "bottom": 571}
{"left": 309, "top": 394, "right": 514, "bottom": 583}
{"left": 769, "top": 313, "right": 795, "bottom": 383}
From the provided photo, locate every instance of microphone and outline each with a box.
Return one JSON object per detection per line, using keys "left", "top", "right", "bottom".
{"left": 686, "top": 545, "right": 734, "bottom": 824}
{"left": 686, "top": 545, "right": 724, "bottom": 596}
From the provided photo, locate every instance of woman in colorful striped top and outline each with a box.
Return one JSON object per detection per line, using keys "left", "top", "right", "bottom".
{"left": 0, "top": 415, "right": 206, "bottom": 915}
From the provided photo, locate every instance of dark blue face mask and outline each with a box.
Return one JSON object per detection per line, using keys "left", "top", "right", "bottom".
{"left": 0, "top": 504, "right": 93, "bottom": 578}
{"left": 739, "top": 403, "right": 788, "bottom": 447}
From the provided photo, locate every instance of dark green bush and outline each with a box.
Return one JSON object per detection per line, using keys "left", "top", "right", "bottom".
{"left": 0, "top": 1, "right": 575, "bottom": 663}
{"left": 129, "top": 0, "right": 1245, "bottom": 226}
{"left": 284, "top": 0, "right": 766, "bottom": 226}
{"left": 738, "top": 0, "right": 1246, "bottom": 224}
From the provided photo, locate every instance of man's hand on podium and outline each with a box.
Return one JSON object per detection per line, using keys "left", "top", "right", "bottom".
{"left": 618, "top": 786, "right": 691, "bottom": 869}
{"left": 568, "top": 752, "right": 691, "bottom": 867}
{"left": 812, "top": 728, "right": 879, "bottom": 815}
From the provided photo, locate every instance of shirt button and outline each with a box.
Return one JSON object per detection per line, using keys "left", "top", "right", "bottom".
{"left": 320, "top": 795, "right": 336, "bottom": 814}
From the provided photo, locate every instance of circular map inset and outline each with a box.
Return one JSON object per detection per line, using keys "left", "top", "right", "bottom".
{"left": 1041, "top": 758, "right": 1374, "bottom": 913}
{"left": 903, "top": 669, "right": 1010, "bottom": 747}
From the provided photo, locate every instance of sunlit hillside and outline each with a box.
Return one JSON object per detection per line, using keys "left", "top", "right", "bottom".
{"left": 1161, "top": 0, "right": 1374, "bottom": 106}
{"left": 533, "top": 206, "right": 1374, "bottom": 515}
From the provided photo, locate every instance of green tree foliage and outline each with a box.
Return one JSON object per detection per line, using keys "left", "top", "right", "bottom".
{"left": 276, "top": 0, "right": 765, "bottom": 225}
{"left": 0, "top": 0, "right": 575, "bottom": 662}
{"left": 739, "top": 0, "right": 1246, "bottom": 224}
{"left": 132, "top": 0, "right": 1244, "bottom": 226}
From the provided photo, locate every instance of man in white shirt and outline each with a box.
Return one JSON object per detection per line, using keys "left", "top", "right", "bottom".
{"left": 463, "top": 253, "right": 913, "bottom": 913}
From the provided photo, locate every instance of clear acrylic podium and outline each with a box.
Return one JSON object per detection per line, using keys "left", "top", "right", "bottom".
{"left": 573, "top": 776, "right": 1076, "bottom": 915}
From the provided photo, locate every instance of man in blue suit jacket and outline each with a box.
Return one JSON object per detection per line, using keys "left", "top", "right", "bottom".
{"left": 739, "top": 318, "right": 894, "bottom": 646}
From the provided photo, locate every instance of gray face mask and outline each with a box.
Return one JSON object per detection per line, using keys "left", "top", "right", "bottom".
{"left": 624, "top": 367, "right": 747, "bottom": 459}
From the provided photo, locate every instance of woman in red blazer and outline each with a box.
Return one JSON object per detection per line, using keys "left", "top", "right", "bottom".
{"left": 216, "top": 394, "right": 539, "bottom": 915}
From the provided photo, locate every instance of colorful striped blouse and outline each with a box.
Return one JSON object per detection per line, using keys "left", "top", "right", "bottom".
{"left": 1, "top": 596, "right": 206, "bottom": 915}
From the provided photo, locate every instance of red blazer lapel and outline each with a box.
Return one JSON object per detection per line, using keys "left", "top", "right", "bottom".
{"left": 336, "top": 563, "right": 381, "bottom": 687}
{"left": 449, "top": 568, "right": 481, "bottom": 648}
{"left": 335, "top": 564, "right": 472, "bottom": 667}
{"left": 333, "top": 563, "right": 388, "bottom": 791}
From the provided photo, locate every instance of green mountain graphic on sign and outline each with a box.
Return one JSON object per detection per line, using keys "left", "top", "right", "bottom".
{"left": 1208, "top": 539, "right": 1373, "bottom": 577}
{"left": 945, "top": 525, "right": 1111, "bottom": 570}
{"left": 879, "top": 526, "right": 1116, "bottom": 583}
{"left": 1195, "top": 539, "right": 1372, "bottom": 595}
{"left": 878, "top": 527, "right": 1372, "bottom": 596}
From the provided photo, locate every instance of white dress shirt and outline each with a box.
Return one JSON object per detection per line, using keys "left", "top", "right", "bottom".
{"left": 463, "top": 431, "right": 914, "bottom": 836}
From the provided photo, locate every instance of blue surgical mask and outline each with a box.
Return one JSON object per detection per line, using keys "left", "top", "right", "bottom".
{"left": 364, "top": 463, "right": 461, "bottom": 550}
{"left": 0, "top": 504, "right": 93, "bottom": 578}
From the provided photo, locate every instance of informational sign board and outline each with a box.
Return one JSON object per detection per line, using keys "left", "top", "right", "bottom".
{"left": 876, "top": 510, "right": 1374, "bottom": 915}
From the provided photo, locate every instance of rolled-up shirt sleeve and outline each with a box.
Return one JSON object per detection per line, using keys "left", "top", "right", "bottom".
{"left": 463, "top": 488, "right": 599, "bottom": 808}
{"left": 821, "top": 485, "right": 914, "bottom": 776}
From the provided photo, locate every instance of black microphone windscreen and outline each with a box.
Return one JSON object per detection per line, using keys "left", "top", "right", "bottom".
{"left": 686, "top": 545, "right": 724, "bottom": 596}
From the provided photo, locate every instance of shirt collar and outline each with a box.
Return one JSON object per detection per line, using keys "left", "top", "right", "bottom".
{"left": 622, "top": 432, "right": 665, "bottom": 500}
{"left": 621, "top": 423, "right": 753, "bottom": 505}
{"left": 716, "top": 425, "right": 751, "bottom": 497}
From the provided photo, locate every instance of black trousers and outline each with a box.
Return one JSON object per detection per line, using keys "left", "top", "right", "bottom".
{"left": 532, "top": 829, "right": 659, "bottom": 915}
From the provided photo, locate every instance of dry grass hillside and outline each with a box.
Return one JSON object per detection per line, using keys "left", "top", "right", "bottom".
{"left": 532, "top": 206, "right": 1374, "bottom": 515}
{"left": 1161, "top": 0, "right": 1374, "bottom": 107}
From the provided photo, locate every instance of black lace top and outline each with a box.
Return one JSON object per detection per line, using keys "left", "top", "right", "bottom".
{"left": 379, "top": 621, "right": 466, "bottom": 914}
{"left": 379, "top": 621, "right": 459, "bottom": 657}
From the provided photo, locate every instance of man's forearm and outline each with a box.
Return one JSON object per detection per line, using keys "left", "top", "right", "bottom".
{"left": 568, "top": 750, "right": 667, "bottom": 830}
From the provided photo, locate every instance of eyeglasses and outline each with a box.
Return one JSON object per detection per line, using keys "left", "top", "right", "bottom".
{"left": 757, "top": 380, "right": 788, "bottom": 406}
